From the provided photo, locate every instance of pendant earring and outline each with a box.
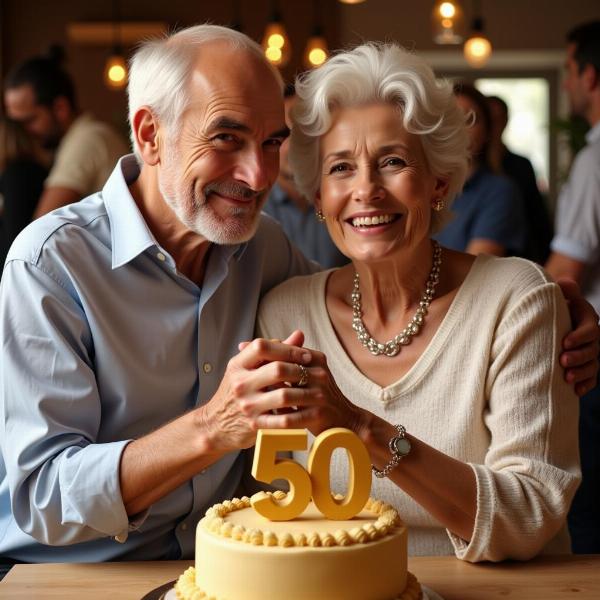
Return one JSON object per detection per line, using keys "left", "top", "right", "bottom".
{"left": 432, "top": 198, "right": 445, "bottom": 212}
{"left": 315, "top": 209, "right": 326, "bottom": 222}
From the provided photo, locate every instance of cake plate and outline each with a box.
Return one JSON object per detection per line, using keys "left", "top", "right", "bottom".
{"left": 141, "top": 581, "right": 444, "bottom": 600}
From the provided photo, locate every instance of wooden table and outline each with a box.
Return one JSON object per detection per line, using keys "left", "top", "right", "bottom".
{"left": 0, "top": 555, "right": 599, "bottom": 599}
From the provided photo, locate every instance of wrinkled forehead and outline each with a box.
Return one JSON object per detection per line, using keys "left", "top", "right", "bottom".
{"left": 184, "top": 43, "right": 284, "bottom": 127}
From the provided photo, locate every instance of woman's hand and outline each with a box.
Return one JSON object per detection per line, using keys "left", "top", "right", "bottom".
{"left": 557, "top": 279, "right": 600, "bottom": 396}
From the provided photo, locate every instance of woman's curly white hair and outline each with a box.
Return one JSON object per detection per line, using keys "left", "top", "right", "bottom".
{"left": 289, "top": 43, "right": 470, "bottom": 233}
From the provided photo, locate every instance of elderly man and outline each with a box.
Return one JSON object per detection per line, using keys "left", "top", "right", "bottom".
{"left": 0, "top": 25, "right": 597, "bottom": 574}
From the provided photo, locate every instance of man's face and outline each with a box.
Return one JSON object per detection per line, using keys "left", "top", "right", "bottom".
{"left": 4, "top": 84, "right": 63, "bottom": 149}
{"left": 563, "top": 43, "right": 589, "bottom": 118}
{"left": 487, "top": 98, "right": 507, "bottom": 145}
{"left": 158, "top": 43, "right": 286, "bottom": 245}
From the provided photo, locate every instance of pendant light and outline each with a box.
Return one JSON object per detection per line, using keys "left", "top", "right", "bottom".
{"left": 432, "top": 0, "right": 464, "bottom": 44}
{"left": 303, "top": 0, "right": 329, "bottom": 69}
{"left": 262, "top": 1, "right": 291, "bottom": 68}
{"left": 103, "top": 0, "right": 128, "bottom": 89}
{"left": 463, "top": 1, "right": 492, "bottom": 68}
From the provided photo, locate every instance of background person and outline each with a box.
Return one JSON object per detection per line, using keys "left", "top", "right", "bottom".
{"left": 258, "top": 43, "right": 580, "bottom": 561}
{"left": 263, "top": 84, "right": 348, "bottom": 268}
{"left": 0, "top": 117, "right": 48, "bottom": 273}
{"left": 486, "top": 94, "right": 553, "bottom": 264}
{"left": 3, "top": 49, "right": 128, "bottom": 217}
{"left": 433, "top": 83, "right": 526, "bottom": 258}
{"left": 545, "top": 20, "right": 600, "bottom": 554}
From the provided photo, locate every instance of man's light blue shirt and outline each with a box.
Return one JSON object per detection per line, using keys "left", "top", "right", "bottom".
{"left": 0, "top": 155, "right": 314, "bottom": 562}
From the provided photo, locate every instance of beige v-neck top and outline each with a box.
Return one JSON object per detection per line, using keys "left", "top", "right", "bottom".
{"left": 257, "top": 254, "right": 581, "bottom": 562}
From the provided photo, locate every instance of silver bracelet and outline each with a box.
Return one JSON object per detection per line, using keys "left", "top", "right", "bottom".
{"left": 372, "top": 424, "right": 411, "bottom": 479}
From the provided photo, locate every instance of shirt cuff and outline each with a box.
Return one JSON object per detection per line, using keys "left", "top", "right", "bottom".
{"left": 60, "top": 439, "right": 134, "bottom": 538}
{"left": 113, "top": 509, "right": 151, "bottom": 543}
{"left": 446, "top": 463, "right": 492, "bottom": 562}
{"left": 551, "top": 236, "right": 596, "bottom": 263}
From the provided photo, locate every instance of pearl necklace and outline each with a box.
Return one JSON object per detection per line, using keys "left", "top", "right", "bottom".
{"left": 351, "top": 241, "right": 442, "bottom": 357}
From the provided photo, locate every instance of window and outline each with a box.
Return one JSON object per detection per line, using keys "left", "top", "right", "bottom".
{"left": 475, "top": 78, "right": 550, "bottom": 193}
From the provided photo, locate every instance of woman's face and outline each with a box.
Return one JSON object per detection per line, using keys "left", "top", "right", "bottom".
{"left": 455, "top": 93, "right": 487, "bottom": 159}
{"left": 317, "top": 102, "right": 444, "bottom": 263}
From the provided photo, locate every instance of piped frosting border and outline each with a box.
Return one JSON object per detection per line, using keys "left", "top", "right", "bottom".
{"left": 174, "top": 567, "right": 422, "bottom": 600}
{"left": 201, "top": 492, "right": 402, "bottom": 548}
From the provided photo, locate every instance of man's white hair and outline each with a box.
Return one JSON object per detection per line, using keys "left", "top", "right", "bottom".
{"left": 127, "top": 24, "right": 283, "bottom": 158}
{"left": 289, "top": 43, "right": 470, "bottom": 233}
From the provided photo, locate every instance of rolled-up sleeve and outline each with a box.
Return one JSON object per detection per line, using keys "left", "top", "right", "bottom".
{"left": 0, "top": 260, "right": 132, "bottom": 545}
{"left": 447, "top": 282, "right": 581, "bottom": 562}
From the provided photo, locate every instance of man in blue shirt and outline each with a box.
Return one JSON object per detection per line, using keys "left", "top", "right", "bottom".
{"left": 0, "top": 25, "right": 317, "bottom": 570}
{"left": 0, "top": 24, "right": 597, "bottom": 575}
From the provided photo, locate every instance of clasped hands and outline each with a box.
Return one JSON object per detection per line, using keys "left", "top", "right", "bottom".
{"left": 200, "top": 330, "right": 364, "bottom": 454}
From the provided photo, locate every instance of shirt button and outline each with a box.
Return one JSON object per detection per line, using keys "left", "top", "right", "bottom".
{"left": 156, "top": 252, "right": 166, "bottom": 261}
{"left": 181, "top": 523, "right": 188, "bottom": 531}
{"left": 203, "top": 362, "right": 213, "bottom": 374}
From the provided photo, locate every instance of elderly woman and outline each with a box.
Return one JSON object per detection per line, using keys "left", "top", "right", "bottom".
{"left": 255, "top": 44, "right": 581, "bottom": 562}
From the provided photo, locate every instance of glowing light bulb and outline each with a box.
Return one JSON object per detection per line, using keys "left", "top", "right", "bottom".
{"left": 265, "top": 46, "right": 283, "bottom": 63}
{"left": 108, "top": 64, "right": 126, "bottom": 83}
{"left": 268, "top": 33, "right": 285, "bottom": 49}
{"left": 261, "top": 21, "right": 291, "bottom": 67}
{"left": 432, "top": 0, "right": 464, "bottom": 44}
{"left": 104, "top": 54, "right": 128, "bottom": 89}
{"left": 303, "top": 34, "right": 329, "bottom": 69}
{"left": 439, "top": 2, "right": 456, "bottom": 18}
{"left": 309, "top": 48, "right": 327, "bottom": 66}
{"left": 464, "top": 35, "right": 492, "bottom": 68}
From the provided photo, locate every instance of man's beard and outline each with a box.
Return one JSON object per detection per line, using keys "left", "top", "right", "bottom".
{"left": 40, "top": 118, "right": 63, "bottom": 150}
{"left": 158, "top": 148, "right": 265, "bottom": 245}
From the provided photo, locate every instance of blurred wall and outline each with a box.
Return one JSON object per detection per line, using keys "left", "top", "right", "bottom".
{"left": 0, "top": 0, "right": 341, "bottom": 143}
{"left": 1, "top": 0, "right": 599, "bottom": 144}
{"left": 339, "top": 0, "right": 600, "bottom": 51}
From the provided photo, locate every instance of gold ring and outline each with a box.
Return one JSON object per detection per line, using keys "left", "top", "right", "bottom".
{"left": 297, "top": 364, "right": 309, "bottom": 387}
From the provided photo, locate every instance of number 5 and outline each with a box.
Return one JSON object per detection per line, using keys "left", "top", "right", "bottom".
{"left": 251, "top": 428, "right": 371, "bottom": 521}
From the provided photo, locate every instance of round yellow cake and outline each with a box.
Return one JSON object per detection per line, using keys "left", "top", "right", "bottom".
{"left": 175, "top": 491, "right": 421, "bottom": 600}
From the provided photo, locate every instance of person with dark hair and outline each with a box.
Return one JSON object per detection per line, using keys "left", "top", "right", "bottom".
{"left": 545, "top": 20, "right": 600, "bottom": 554}
{"left": 0, "top": 117, "right": 49, "bottom": 273}
{"left": 433, "top": 83, "right": 526, "bottom": 257}
{"left": 3, "top": 50, "right": 128, "bottom": 218}
{"left": 487, "top": 95, "right": 553, "bottom": 264}
{"left": 263, "top": 83, "right": 348, "bottom": 268}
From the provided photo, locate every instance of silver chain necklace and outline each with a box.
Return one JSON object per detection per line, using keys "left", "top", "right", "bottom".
{"left": 351, "top": 241, "right": 442, "bottom": 357}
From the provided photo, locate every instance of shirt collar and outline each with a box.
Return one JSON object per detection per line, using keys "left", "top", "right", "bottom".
{"left": 585, "top": 121, "right": 600, "bottom": 144}
{"left": 103, "top": 155, "right": 165, "bottom": 269}
{"left": 102, "top": 154, "right": 248, "bottom": 269}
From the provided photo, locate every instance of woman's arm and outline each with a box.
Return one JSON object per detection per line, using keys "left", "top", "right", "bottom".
{"left": 257, "top": 282, "right": 580, "bottom": 561}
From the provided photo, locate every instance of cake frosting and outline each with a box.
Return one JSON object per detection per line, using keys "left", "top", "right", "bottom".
{"left": 175, "top": 491, "right": 421, "bottom": 600}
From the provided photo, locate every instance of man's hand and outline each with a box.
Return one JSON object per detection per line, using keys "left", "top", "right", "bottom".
{"left": 557, "top": 279, "right": 600, "bottom": 396}
{"left": 199, "top": 331, "right": 312, "bottom": 453}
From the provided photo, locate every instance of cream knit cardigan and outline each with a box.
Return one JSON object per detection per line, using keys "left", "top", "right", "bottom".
{"left": 257, "top": 254, "right": 581, "bottom": 562}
